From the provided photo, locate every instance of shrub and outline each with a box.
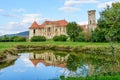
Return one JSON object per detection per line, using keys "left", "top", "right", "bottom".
{"left": 53, "top": 36, "right": 59, "bottom": 41}
{"left": 76, "top": 32, "right": 86, "bottom": 42}
{"left": 14, "top": 37, "right": 26, "bottom": 42}
{"left": 53, "top": 35, "right": 68, "bottom": 41}
{"left": 31, "top": 36, "right": 46, "bottom": 42}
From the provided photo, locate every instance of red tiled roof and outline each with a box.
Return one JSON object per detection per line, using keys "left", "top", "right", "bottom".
{"left": 30, "top": 59, "right": 66, "bottom": 68}
{"left": 30, "top": 59, "right": 40, "bottom": 66}
{"left": 29, "top": 20, "right": 68, "bottom": 29}
{"left": 29, "top": 21, "right": 39, "bottom": 29}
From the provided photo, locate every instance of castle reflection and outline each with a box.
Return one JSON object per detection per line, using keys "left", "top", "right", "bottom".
{"left": 29, "top": 51, "right": 69, "bottom": 68}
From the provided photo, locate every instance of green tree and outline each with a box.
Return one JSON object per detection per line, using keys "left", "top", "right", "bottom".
{"left": 91, "top": 28, "right": 106, "bottom": 42}
{"left": 97, "top": 2, "right": 120, "bottom": 42}
{"left": 66, "top": 22, "right": 82, "bottom": 42}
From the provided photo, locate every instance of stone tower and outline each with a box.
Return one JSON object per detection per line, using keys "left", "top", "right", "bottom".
{"left": 88, "top": 10, "right": 96, "bottom": 31}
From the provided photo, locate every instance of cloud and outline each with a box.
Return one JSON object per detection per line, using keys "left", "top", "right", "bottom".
{"left": 0, "top": 13, "right": 46, "bottom": 35}
{"left": 12, "top": 8, "right": 26, "bottom": 12}
{"left": 0, "top": 9, "right": 4, "bottom": 12}
{"left": 98, "top": 0, "right": 120, "bottom": 8}
{"left": 59, "top": 6, "right": 79, "bottom": 12}
{"left": 64, "top": 0, "right": 98, "bottom": 6}
{"left": 22, "top": 14, "right": 43, "bottom": 24}
{"left": 60, "top": 0, "right": 98, "bottom": 12}
{"left": 3, "top": 14, "right": 21, "bottom": 18}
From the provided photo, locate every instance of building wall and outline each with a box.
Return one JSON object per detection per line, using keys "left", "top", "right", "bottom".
{"left": 29, "top": 25, "right": 67, "bottom": 39}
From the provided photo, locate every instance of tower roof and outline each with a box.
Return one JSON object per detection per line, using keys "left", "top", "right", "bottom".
{"left": 29, "top": 21, "right": 39, "bottom": 29}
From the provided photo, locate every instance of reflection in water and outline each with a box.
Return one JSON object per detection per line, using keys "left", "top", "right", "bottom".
{"left": 0, "top": 51, "right": 120, "bottom": 80}
{"left": 0, "top": 60, "right": 16, "bottom": 69}
{"left": 29, "top": 51, "right": 69, "bottom": 67}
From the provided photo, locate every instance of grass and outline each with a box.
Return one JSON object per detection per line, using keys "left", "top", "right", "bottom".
{"left": 65, "top": 75, "right": 120, "bottom": 80}
{"left": 0, "top": 41, "right": 112, "bottom": 51}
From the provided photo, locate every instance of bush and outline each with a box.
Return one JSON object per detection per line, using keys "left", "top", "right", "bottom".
{"left": 53, "top": 36, "right": 59, "bottom": 41}
{"left": 14, "top": 37, "right": 26, "bottom": 42}
{"left": 53, "top": 35, "right": 67, "bottom": 41}
{"left": 76, "top": 32, "right": 85, "bottom": 42}
{"left": 31, "top": 36, "right": 46, "bottom": 42}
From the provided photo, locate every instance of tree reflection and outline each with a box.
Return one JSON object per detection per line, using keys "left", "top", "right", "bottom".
{"left": 66, "top": 54, "right": 81, "bottom": 71}
{"left": 66, "top": 53, "right": 120, "bottom": 77}
{"left": 0, "top": 59, "right": 16, "bottom": 69}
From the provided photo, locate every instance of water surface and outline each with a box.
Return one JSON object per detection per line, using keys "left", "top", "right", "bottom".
{"left": 0, "top": 50, "right": 119, "bottom": 80}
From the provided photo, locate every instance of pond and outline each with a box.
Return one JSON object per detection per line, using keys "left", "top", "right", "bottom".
{"left": 0, "top": 50, "right": 120, "bottom": 80}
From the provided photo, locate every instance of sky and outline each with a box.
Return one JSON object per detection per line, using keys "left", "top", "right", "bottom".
{"left": 0, "top": 0, "right": 119, "bottom": 35}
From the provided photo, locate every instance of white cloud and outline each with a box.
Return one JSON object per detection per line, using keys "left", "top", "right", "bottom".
{"left": 98, "top": 0, "right": 120, "bottom": 8}
{"left": 59, "top": 6, "right": 79, "bottom": 12}
{"left": 22, "top": 14, "right": 43, "bottom": 24}
{"left": 98, "top": 1, "right": 113, "bottom": 8}
{"left": 3, "top": 14, "right": 21, "bottom": 18}
{"left": 60, "top": 0, "right": 98, "bottom": 12}
{"left": 0, "top": 13, "right": 46, "bottom": 35}
{"left": 12, "top": 8, "right": 26, "bottom": 12}
{"left": 64, "top": 0, "right": 98, "bottom": 6}
{"left": 0, "top": 9, "right": 4, "bottom": 12}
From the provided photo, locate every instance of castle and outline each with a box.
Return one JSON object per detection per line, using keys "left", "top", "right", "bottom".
{"left": 29, "top": 10, "right": 96, "bottom": 39}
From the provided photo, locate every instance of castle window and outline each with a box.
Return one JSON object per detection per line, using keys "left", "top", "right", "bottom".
{"left": 55, "top": 29, "right": 57, "bottom": 32}
{"left": 33, "top": 29, "right": 36, "bottom": 34}
{"left": 60, "top": 28, "right": 61, "bottom": 31}
{"left": 48, "top": 27, "right": 51, "bottom": 32}
{"left": 90, "top": 20, "right": 91, "bottom": 24}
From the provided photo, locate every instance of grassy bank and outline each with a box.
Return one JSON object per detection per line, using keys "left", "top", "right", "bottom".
{"left": 0, "top": 41, "right": 119, "bottom": 61}
{"left": 0, "top": 41, "right": 114, "bottom": 51}
{"left": 65, "top": 75, "right": 120, "bottom": 80}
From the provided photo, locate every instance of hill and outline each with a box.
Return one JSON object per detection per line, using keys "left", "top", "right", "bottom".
{"left": 2, "top": 31, "right": 29, "bottom": 37}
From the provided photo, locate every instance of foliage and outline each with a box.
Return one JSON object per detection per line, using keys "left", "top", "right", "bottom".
{"left": 67, "top": 54, "right": 81, "bottom": 71}
{"left": 95, "top": 2, "right": 120, "bottom": 42}
{"left": 66, "top": 22, "right": 82, "bottom": 42}
{"left": 13, "top": 37, "right": 26, "bottom": 42}
{"left": 53, "top": 36, "right": 59, "bottom": 41}
{"left": 53, "top": 35, "right": 68, "bottom": 41}
{"left": 0, "top": 36, "right": 26, "bottom": 42}
{"left": 31, "top": 36, "right": 46, "bottom": 42}
{"left": 76, "top": 32, "right": 86, "bottom": 42}
{"left": 91, "top": 28, "right": 106, "bottom": 42}
{"left": 65, "top": 75, "right": 120, "bottom": 80}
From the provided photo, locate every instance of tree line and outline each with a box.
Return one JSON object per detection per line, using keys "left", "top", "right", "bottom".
{"left": 0, "top": 35, "right": 27, "bottom": 42}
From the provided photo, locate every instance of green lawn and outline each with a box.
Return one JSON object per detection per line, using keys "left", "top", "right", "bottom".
{"left": 0, "top": 41, "right": 115, "bottom": 51}
{"left": 65, "top": 75, "right": 120, "bottom": 80}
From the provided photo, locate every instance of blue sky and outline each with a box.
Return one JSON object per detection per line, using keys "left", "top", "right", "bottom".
{"left": 0, "top": 0, "right": 119, "bottom": 35}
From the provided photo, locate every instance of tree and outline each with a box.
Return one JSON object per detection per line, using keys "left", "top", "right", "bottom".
{"left": 91, "top": 28, "right": 106, "bottom": 42}
{"left": 66, "top": 22, "right": 82, "bottom": 42}
{"left": 97, "top": 2, "right": 120, "bottom": 42}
